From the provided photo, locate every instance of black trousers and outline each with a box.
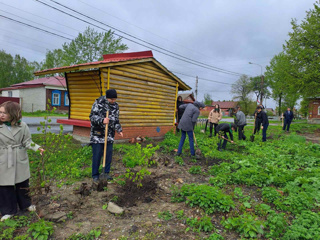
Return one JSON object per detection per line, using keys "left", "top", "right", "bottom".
{"left": 209, "top": 123, "right": 218, "bottom": 136}
{"left": 254, "top": 121, "right": 261, "bottom": 134}
{"left": 238, "top": 125, "right": 246, "bottom": 140}
{"left": 0, "top": 179, "right": 31, "bottom": 216}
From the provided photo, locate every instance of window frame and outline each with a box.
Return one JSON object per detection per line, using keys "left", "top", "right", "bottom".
{"left": 64, "top": 92, "right": 69, "bottom": 106}
{"left": 52, "top": 90, "right": 61, "bottom": 106}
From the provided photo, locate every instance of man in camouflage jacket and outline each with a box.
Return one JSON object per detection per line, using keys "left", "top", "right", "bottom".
{"left": 89, "top": 89, "right": 123, "bottom": 181}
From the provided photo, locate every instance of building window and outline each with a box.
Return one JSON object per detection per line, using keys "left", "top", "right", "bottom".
{"left": 64, "top": 92, "right": 69, "bottom": 106}
{"left": 52, "top": 90, "right": 61, "bottom": 106}
{"left": 8, "top": 91, "right": 12, "bottom": 97}
{"left": 318, "top": 106, "right": 320, "bottom": 115}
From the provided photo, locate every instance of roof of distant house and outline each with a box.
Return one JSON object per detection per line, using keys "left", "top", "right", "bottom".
{"left": 178, "top": 93, "right": 195, "bottom": 102}
{"left": 0, "top": 76, "right": 66, "bottom": 91}
{"left": 211, "top": 101, "right": 238, "bottom": 109}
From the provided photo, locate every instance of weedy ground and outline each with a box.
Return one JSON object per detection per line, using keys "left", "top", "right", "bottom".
{"left": 1, "top": 121, "right": 320, "bottom": 240}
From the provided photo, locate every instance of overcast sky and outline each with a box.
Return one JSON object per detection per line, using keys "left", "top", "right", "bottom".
{"left": 0, "top": 0, "right": 316, "bottom": 109}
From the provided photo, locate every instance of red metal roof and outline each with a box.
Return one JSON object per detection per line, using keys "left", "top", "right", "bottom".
{"left": 35, "top": 51, "right": 154, "bottom": 75}
{"left": 211, "top": 101, "right": 238, "bottom": 109}
{"left": 0, "top": 76, "right": 66, "bottom": 91}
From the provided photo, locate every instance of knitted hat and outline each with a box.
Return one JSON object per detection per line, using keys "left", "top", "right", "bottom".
{"left": 106, "top": 89, "right": 117, "bottom": 98}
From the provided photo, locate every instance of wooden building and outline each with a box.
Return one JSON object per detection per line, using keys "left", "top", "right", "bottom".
{"left": 34, "top": 51, "right": 191, "bottom": 140}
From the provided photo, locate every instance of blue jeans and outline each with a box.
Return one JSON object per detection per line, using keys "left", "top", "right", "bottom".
{"left": 262, "top": 124, "right": 269, "bottom": 142}
{"left": 91, "top": 143, "right": 113, "bottom": 179}
{"left": 177, "top": 130, "right": 195, "bottom": 156}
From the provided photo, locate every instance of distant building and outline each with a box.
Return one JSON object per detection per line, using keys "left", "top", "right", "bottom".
{"left": 265, "top": 108, "right": 275, "bottom": 115}
{"left": 308, "top": 98, "right": 320, "bottom": 123}
{"left": 178, "top": 92, "right": 195, "bottom": 103}
{"left": 207, "top": 101, "right": 239, "bottom": 116}
{"left": 0, "top": 77, "right": 68, "bottom": 113}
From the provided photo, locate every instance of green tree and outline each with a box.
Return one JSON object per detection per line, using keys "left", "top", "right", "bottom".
{"left": 203, "top": 93, "right": 212, "bottom": 106}
{"left": 283, "top": 1, "right": 320, "bottom": 97}
{"left": 249, "top": 75, "right": 271, "bottom": 105}
{"left": 266, "top": 52, "right": 299, "bottom": 115}
{"left": 0, "top": 50, "right": 34, "bottom": 88}
{"left": 231, "top": 74, "right": 252, "bottom": 115}
{"left": 61, "top": 26, "right": 128, "bottom": 66}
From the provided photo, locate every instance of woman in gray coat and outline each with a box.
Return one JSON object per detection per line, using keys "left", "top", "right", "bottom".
{"left": 0, "top": 101, "right": 44, "bottom": 221}
{"left": 176, "top": 101, "right": 205, "bottom": 157}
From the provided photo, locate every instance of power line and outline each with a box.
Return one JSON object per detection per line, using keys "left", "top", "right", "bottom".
{"left": 0, "top": 14, "right": 73, "bottom": 41}
{"left": 35, "top": 0, "right": 245, "bottom": 77}
{"left": 172, "top": 71, "right": 233, "bottom": 85}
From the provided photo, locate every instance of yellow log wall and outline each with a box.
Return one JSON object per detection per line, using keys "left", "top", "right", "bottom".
{"left": 66, "top": 62, "right": 178, "bottom": 127}
{"left": 66, "top": 70, "right": 101, "bottom": 120}
{"left": 101, "top": 62, "right": 177, "bottom": 127}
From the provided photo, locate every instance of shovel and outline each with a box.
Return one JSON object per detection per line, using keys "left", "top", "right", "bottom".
{"left": 250, "top": 113, "right": 256, "bottom": 142}
{"left": 193, "top": 131, "right": 202, "bottom": 155}
{"left": 100, "top": 111, "right": 109, "bottom": 182}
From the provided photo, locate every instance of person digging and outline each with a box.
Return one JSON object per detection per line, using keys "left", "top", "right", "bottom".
{"left": 216, "top": 123, "right": 237, "bottom": 151}
{"left": 89, "top": 89, "right": 123, "bottom": 184}
{"left": 176, "top": 101, "right": 205, "bottom": 159}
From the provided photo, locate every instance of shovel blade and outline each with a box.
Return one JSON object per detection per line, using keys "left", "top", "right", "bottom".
{"left": 250, "top": 135, "right": 255, "bottom": 142}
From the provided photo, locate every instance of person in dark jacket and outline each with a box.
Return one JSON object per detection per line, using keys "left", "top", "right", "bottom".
{"left": 177, "top": 101, "right": 205, "bottom": 157}
{"left": 176, "top": 96, "right": 184, "bottom": 133}
{"left": 233, "top": 107, "right": 246, "bottom": 140}
{"left": 89, "top": 89, "right": 123, "bottom": 182}
{"left": 257, "top": 106, "right": 269, "bottom": 142}
{"left": 253, "top": 109, "right": 262, "bottom": 134}
{"left": 283, "top": 107, "right": 294, "bottom": 132}
{"left": 216, "top": 123, "right": 237, "bottom": 151}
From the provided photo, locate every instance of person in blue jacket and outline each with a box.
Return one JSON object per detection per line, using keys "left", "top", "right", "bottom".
{"left": 283, "top": 107, "right": 294, "bottom": 132}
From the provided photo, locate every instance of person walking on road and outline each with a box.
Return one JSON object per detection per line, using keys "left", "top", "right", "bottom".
{"left": 176, "top": 101, "right": 205, "bottom": 158}
{"left": 234, "top": 107, "right": 247, "bottom": 140}
{"left": 257, "top": 106, "right": 269, "bottom": 142}
{"left": 89, "top": 89, "right": 123, "bottom": 182}
{"left": 283, "top": 107, "right": 294, "bottom": 132}
{"left": 0, "top": 101, "right": 44, "bottom": 222}
{"left": 216, "top": 123, "right": 237, "bottom": 151}
{"left": 208, "top": 104, "right": 222, "bottom": 137}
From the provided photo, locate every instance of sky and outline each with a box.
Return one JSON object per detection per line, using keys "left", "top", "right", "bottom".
{"left": 0, "top": 0, "right": 317, "bottom": 109}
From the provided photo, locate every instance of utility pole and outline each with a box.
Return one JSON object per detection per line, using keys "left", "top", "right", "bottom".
{"left": 195, "top": 76, "right": 198, "bottom": 100}
{"left": 260, "top": 75, "right": 264, "bottom": 106}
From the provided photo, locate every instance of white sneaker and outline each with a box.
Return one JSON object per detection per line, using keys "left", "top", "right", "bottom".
{"left": 27, "top": 205, "right": 36, "bottom": 212}
{"left": 1, "top": 214, "right": 13, "bottom": 221}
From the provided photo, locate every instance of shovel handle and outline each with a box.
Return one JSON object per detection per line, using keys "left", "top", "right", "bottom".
{"left": 102, "top": 111, "right": 109, "bottom": 168}
{"left": 219, "top": 135, "right": 235, "bottom": 144}
{"left": 193, "top": 131, "right": 198, "bottom": 147}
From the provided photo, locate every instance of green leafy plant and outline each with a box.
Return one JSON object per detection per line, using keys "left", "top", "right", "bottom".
{"left": 158, "top": 210, "right": 173, "bottom": 221}
{"left": 221, "top": 213, "right": 265, "bottom": 238}
{"left": 66, "top": 228, "right": 102, "bottom": 240}
{"left": 174, "top": 184, "right": 235, "bottom": 213}
{"left": 27, "top": 219, "right": 54, "bottom": 240}
{"left": 186, "top": 215, "right": 214, "bottom": 233}
{"left": 188, "top": 166, "right": 202, "bottom": 174}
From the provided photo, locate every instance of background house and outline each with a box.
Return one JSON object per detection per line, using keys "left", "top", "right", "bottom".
{"left": 0, "top": 77, "right": 68, "bottom": 113}
{"left": 34, "top": 51, "right": 191, "bottom": 140}
{"left": 308, "top": 98, "right": 320, "bottom": 123}
{"left": 178, "top": 92, "right": 195, "bottom": 103}
{"left": 209, "top": 101, "right": 239, "bottom": 116}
